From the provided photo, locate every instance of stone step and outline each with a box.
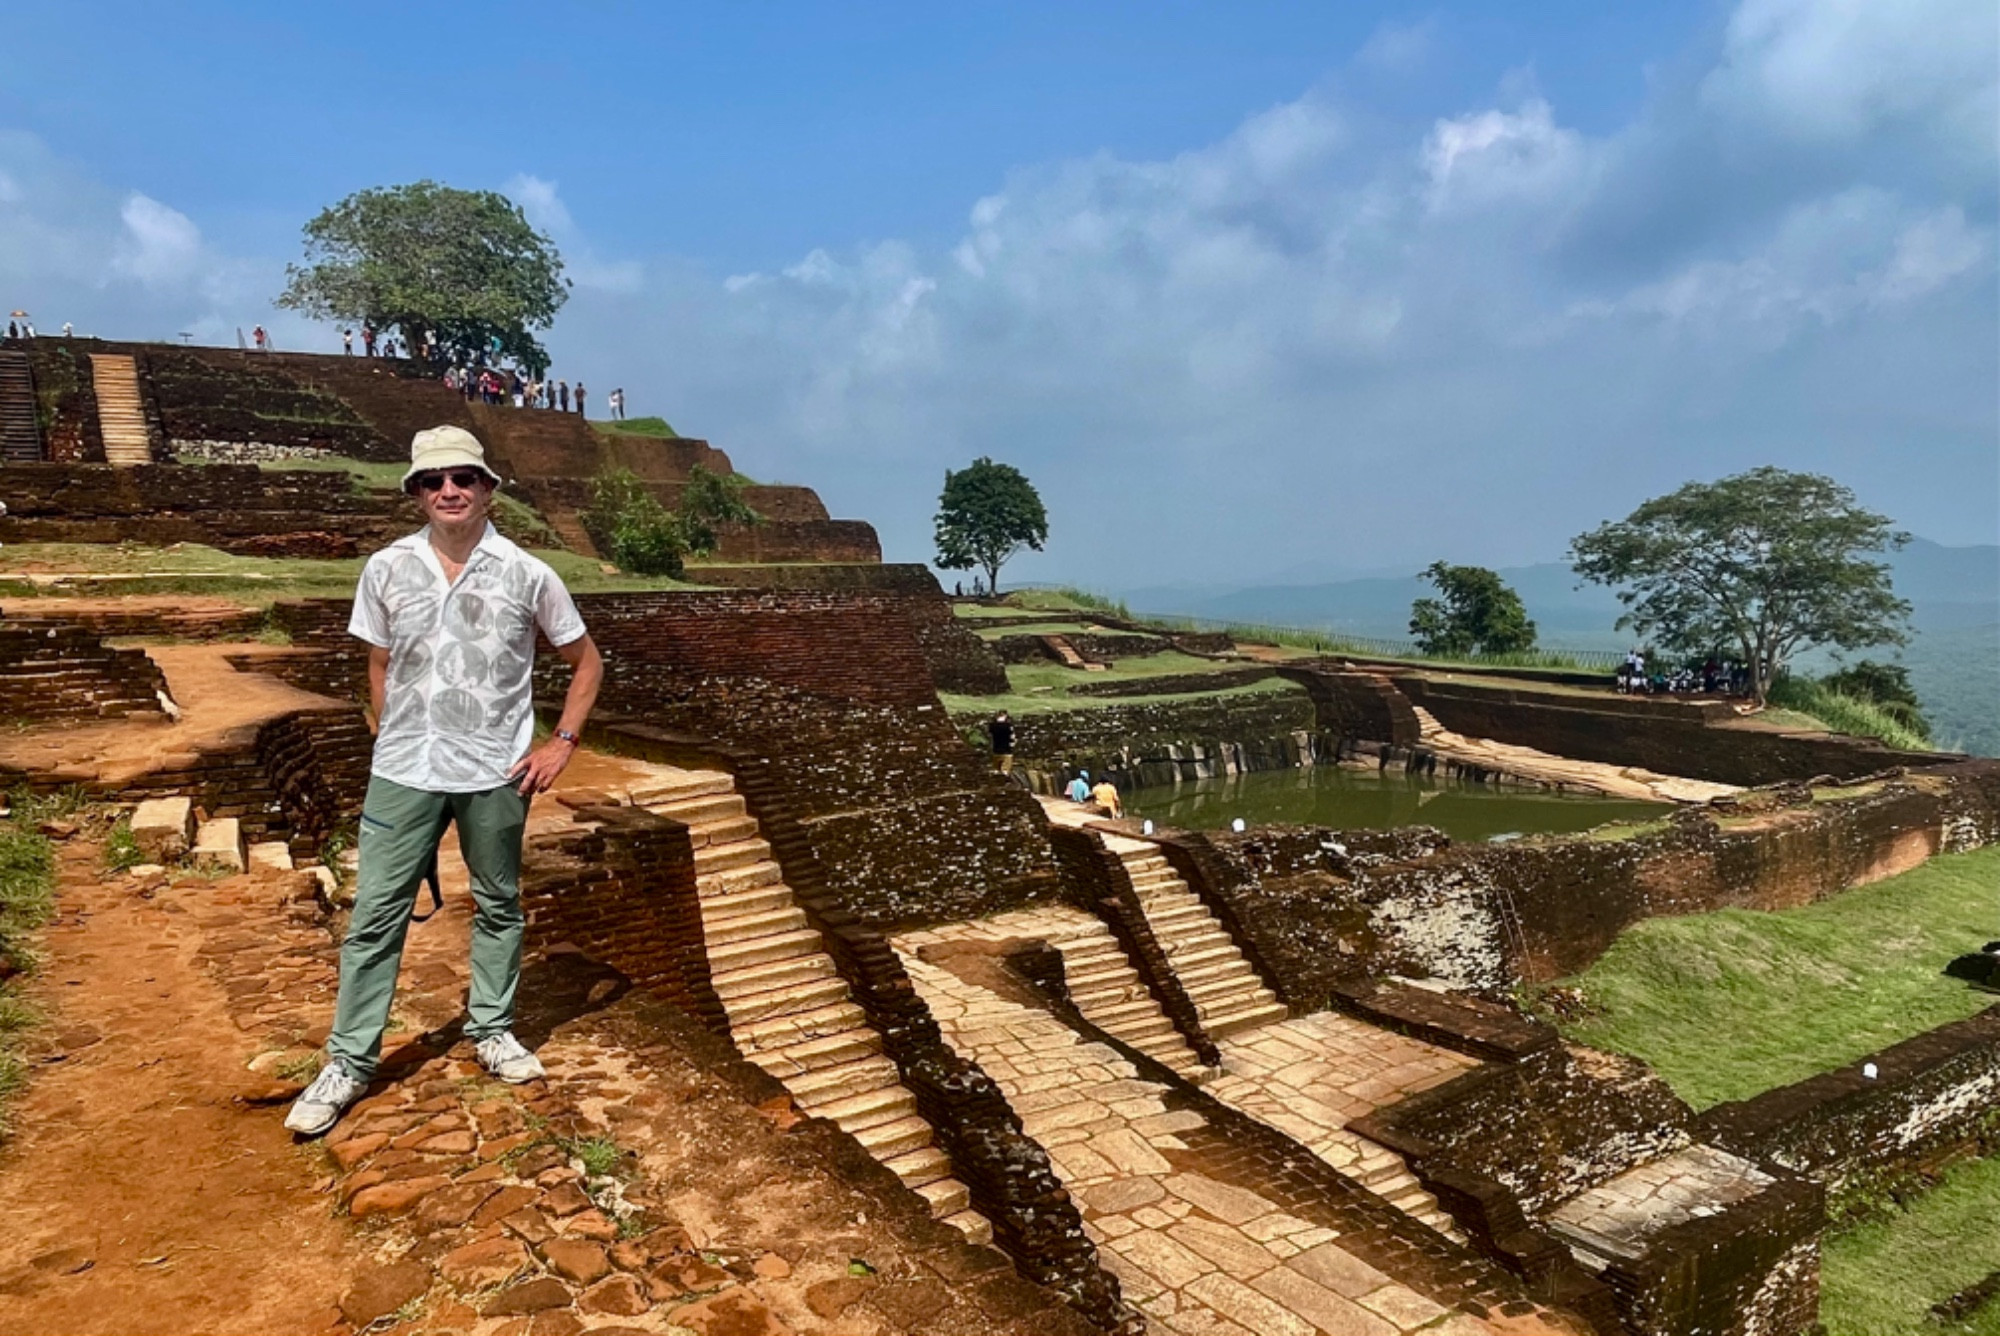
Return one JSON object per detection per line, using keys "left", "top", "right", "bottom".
{"left": 1183, "top": 972, "right": 1268, "bottom": 1001}
{"left": 688, "top": 815, "right": 762, "bottom": 846}
{"left": 628, "top": 773, "right": 737, "bottom": 805}
{"left": 783, "top": 1052, "right": 903, "bottom": 1105}
{"left": 1102, "top": 1014, "right": 1177, "bottom": 1042}
{"left": 815, "top": 1086, "right": 921, "bottom": 1133}
{"left": 882, "top": 1144, "right": 954, "bottom": 1188}
{"left": 1172, "top": 953, "right": 1258, "bottom": 986}
{"left": 746, "top": 1027, "right": 883, "bottom": 1078}
{"left": 718, "top": 975, "right": 854, "bottom": 1026}
{"left": 915, "top": 1177, "right": 971, "bottom": 1218}
{"left": 192, "top": 816, "right": 244, "bottom": 872}
{"left": 1079, "top": 997, "right": 1167, "bottom": 1025}
{"left": 1202, "top": 999, "right": 1288, "bottom": 1039}
{"left": 700, "top": 905, "right": 809, "bottom": 946}
{"left": 1070, "top": 981, "right": 1150, "bottom": 1009}
{"left": 699, "top": 884, "right": 796, "bottom": 921}
{"left": 694, "top": 838, "right": 773, "bottom": 875}
{"left": 698, "top": 861, "right": 785, "bottom": 897}
{"left": 644, "top": 793, "right": 746, "bottom": 825}
{"left": 706, "top": 928, "right": 824, "bottom": 973}
{"left": 1154, "top": 927, "right": 1236, "bottom": 957}
{"left": 854, "top": 1115, "right": 936, "bottom": 1159}
{"left": 943, "top": 1210, "right": 993, "bottom": 1246}
{"left": 710, "top": 953, "right": 838, "bottom": 1001}
{"left": 734, "top": 1000, "right": 869, "bottom": 1051}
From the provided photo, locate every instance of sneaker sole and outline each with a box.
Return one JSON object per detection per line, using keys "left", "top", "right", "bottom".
{"left": 284, "top": 1104, "right": 342, "bottom": 1137}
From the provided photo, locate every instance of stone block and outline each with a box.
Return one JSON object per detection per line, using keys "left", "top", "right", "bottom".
{"left": 129, "top": 797, "right": 194, "bottom": 862}
{"left": 247, "top": 841, "right": 295, "bottom": 872}
{"left": 192, "top": 817, "right": 244, "bottom": 872}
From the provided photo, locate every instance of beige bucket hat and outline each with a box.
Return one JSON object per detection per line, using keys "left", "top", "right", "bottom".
{"left": 402, "top": 425, "right": 503, "bottom": 489}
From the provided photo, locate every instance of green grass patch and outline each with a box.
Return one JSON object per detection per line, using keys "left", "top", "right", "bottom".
{"left": 1822, "top": 1152, "right": 2000, "bottom": 1335}
{"left": 594, "top": 415, "right": 679, "bottom": 437}
{"left": 943, "top": 674, "right": 1301, "bottom": 720}
{"left": 1769, "top": 676, "right": 1932, "bottom": 751}
{"left": 999, "top": 587, "right": 1135, "bottom": 618}
{"left": 0, "top": 804, "right": 56, "bottom": 1140}
{"left": 1550, "top": 845, "right": 2000, "bottom": 1110}
{"left": 0, "top": 541, "right": 701, "bottom": 605}
{"left": 103, "top": 818, "right": 143, "bottom": 873}
{"left": 253, "top": 456, "right": 410, "bottom": 489}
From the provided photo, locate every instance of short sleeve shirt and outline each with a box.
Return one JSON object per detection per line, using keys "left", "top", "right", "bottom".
{"left": 349, "top": 523, "right": 587, "bottom": 793}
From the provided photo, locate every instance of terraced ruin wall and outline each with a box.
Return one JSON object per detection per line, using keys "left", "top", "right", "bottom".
{"left": 1697, "top": 1006, "right": 2000, "bottom": 1215}
{"left": 1197, "top": 766, "right": 2000, "bottom": 999}
{"left": 0, "top": 461, "right": 409, "bottom": 557}
{"left": 1395, "top": 675, "right": 1947, "bottom": 787}
{"left": 992, "top": 687, "right": 1327, "bottom": 793}
{"left": 0, "top": 617, "right": 171, "bottom": 723}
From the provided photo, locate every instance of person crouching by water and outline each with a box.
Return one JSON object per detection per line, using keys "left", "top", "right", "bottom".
{"left": 988, "top": 710, "right": 1015, "bottom": 774}
{"left": 1091, "top": 776, "right": 1123, "bottom": 820}
{"left": 286, "top": 425, "right": 604, "bottom": 1137}
{"left": 1066, "top": 769, "right": 1092, "bottom": 804}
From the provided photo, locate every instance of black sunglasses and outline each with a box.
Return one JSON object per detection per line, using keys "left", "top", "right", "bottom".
{"left": 412, "top": 469, "right": 487, "bottom": 493}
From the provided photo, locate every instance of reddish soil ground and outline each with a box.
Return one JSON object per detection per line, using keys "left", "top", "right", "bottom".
{"left": 0, "top": 835, "right": 357, "bottom": 1334}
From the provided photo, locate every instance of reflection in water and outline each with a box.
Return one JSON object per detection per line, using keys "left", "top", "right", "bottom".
{"left": 1124, "top": 765, "right": 1666, "bottom": 842}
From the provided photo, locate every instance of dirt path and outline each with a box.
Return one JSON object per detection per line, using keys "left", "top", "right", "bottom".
{"left": 0, "top": 837, "right": 357, "bottom": 1335}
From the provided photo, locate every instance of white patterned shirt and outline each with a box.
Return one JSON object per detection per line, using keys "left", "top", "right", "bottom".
{"left": 349, "top": 523, "right": 587, "bottom": 793}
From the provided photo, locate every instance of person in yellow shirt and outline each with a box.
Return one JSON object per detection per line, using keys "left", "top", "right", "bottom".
{"left": 1090, "top": 778, "right": 1122, "bottom": 819}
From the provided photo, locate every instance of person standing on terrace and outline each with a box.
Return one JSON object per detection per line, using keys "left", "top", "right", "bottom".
{"left": 988, "top": 710, "right": 1015, "bottom": 774}
{"left": 286, "top": 425, "right": 604, "bottom": 1137}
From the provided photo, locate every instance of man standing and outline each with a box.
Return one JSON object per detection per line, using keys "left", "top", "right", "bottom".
{"left": 286, "top": 425, "right": 604, "bottom": 1136}
{"left": 574, "top": 382, "right": 587, "bottom": 416}
{"left": 988, "top": 710, "right": 1015, "bottom": 775}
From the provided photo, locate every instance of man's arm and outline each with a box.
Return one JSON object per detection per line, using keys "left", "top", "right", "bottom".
{"left": 367, "top": 645, "right": 390, "bottom": 729}
{"left": 507, "top": 634, "right": 604, "bottom": 795}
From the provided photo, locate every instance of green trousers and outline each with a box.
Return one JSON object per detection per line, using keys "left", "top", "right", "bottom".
{"left": 327, "top": 775, "right": 530, "bottom": 1081}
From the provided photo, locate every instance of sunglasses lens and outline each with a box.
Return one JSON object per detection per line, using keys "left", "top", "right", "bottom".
{"left": 415, "top": 470, "right": 484, "bottom": 492}
{"left": 450, "top": 471, "right": 482, "bottom": 489}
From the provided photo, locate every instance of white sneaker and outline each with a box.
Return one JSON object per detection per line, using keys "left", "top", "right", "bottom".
{"left": 284, "top": 1058, "right": 365, "bottom": 1136}
{"left": 475, "top": 1031, "right": 545, "bottom": 1084}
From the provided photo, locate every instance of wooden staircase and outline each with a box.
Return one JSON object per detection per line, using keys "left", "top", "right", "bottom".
{"left": 0, "top": 351, "right": 40, "bottom": 462}
{"left": 88, "top": 354, "right": 152, "bottom": 466}
{"left": 629, "top": 768, "right": 990, "bottom": 1244}
{"left": 1108, "top": 840, "right": 1286, "bottom": 1038}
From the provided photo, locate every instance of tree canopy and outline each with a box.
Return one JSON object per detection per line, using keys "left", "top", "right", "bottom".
{"left": 1568, "top": 467, "right": 1910, "bottom": 703}
{"left": 277, "top": 181, "right": 568, "bottom": 372}
{"left": 1408, "top": 562, "right": 1537, "bottom": 657}
{"left": 934, "top": 457, "right": 1048, "bottom": 595}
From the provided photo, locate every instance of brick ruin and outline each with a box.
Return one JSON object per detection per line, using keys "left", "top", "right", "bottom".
{"left": 5, "top": 346, "right": 2000, "bottom": 1335}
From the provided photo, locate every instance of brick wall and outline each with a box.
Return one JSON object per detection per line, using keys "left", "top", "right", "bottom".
{"left": 1200, "top": 768, "right": 2000, "bottom": 997}
{"left": 0, "top": 462, "right": 410, "bottom": 557}
{"left": 1697, "top": 1006, "right": 2000, "bottom": 1215}
{"left": 0, "top": 618, "right": 170, "bottom": 722}
{"left": 1395, "top": 675, "right": 1949, "bottom": 786}
{"left": 521, "top": 803, "right": 729, "bottom": 1035}
{"left": 996, "top": 688, "right": 1322, "bottom": 791}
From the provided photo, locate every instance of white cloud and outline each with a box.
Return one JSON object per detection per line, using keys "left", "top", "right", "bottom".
{"left": 112, "top": 193, "right": 203, "bottom": 285}
{"left": 1355, "top": 19, "right": 1436, "bottom": 74}
{"left": 504, "top": 172, "right": 642, "bottom": 294}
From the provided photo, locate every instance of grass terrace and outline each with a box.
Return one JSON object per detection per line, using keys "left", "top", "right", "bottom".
{"left": 0, "top": 542, "right": 704, "bottom": 606}
{"left": 1821, "top": 1154, "right": 2000, "bottom": 1334}
{"left": 1545, "top": 845, "right": 2000, "bottom": 1111}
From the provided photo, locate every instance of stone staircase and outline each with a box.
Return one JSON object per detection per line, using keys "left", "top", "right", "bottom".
{"left": 0, "top": 350, "right": 41, "bottom": 462}
{"left": 1039, "top": 634, "right": 1107, "bottom": 672}
{"left": 1108, "top": 840, "right": 1286, "bottom": 1039}
{"left": 88, "top": 354, "right": 152, "bottom": 466}
{"left": 629, "top": 768, "right": 990, "bottom": 1244}
{"left": 1041, "top": 913, "right": 1211, "bottom": 1081}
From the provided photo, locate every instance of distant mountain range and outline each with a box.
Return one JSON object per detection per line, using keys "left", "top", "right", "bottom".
{"left": 1118, "top": 539, "right": 1999, "bottom": 756}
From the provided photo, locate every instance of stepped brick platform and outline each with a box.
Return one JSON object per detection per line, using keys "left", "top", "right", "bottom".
{"left": 892, "top": 933, "right": 1571, "bottom": 1336}
{"left": 88, "top": 353, "right": 152, "bottom": 466}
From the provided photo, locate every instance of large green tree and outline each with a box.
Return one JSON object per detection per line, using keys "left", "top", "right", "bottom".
{"left": 934, "top": 457, "right": 1048, "bottom": 595}
{"left": 1408, "top": 562, "right": 1538, "bottom": 657}
{"left": 1568, "top": 467, "right": 1910, "bottom": 703}
{"left": 277, "top": 181, "right": 568, "bottom": 372}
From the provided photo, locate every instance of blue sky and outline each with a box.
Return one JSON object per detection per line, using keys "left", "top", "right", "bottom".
{"left": 3, "top": 1, "right": 1995, "bottom": 586}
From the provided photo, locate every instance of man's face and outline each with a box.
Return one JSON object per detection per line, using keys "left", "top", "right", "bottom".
{"left": 411, "top": 468, "right": 494, "bottom": 529}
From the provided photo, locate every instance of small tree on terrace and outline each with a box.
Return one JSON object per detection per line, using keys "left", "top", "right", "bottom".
{"left": 1568, "top": 467, "right": 1910, "bottom": 704}
{"left": 934, "top": 457, "right": 1048, "bottom": 595}
{"left": 1408, "top": 562, "right": 1538, "bottom": 657}
{"left": 277, "top": 181, "right": 568, "bottom": 372}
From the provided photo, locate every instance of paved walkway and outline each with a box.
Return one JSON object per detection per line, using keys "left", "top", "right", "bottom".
{"left": 892, "top": 931, "right": 1549, "bottom": 1336}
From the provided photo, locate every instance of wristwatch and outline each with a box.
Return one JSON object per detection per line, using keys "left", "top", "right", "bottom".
{"left": 554, "top": 728, "right": 580, "bottom": 746}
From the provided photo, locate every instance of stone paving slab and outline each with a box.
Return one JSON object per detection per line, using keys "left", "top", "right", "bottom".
{"left": 1545, "top": 1143, "right": 1776, "bottom": 1265}
{"left": 892, "top": 932, "right": 1538, "bottom": 1336}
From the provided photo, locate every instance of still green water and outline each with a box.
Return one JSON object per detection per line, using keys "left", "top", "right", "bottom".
{"left": 1123, "top": 765, "right": 1666, "bottom": 842}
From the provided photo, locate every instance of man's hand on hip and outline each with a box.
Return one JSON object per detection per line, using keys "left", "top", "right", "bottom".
{"left": 508, "top": 737, "right": 577, "bottom": 795}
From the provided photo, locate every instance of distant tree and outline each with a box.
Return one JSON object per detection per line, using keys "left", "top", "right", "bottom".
{"left": 586, "top": 470, "right": 685, "bottom": 577}
{"left": 1568, "top": 467, "right": 1910, "bottom": 704}
{"left": 934, "top": 457, "right": 1048, "bottom": 595}
{"left": 1408, "top": 563, "right": 1538, "bottom": 657}
{"left": 677, "top": 465, "right": 761, "bottom": 555}
{"left": 277, "top": 181, "right": 568, "bottom": 373}
{"left": 1820, "top": 659, "right": 1930, "bottom": 735}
